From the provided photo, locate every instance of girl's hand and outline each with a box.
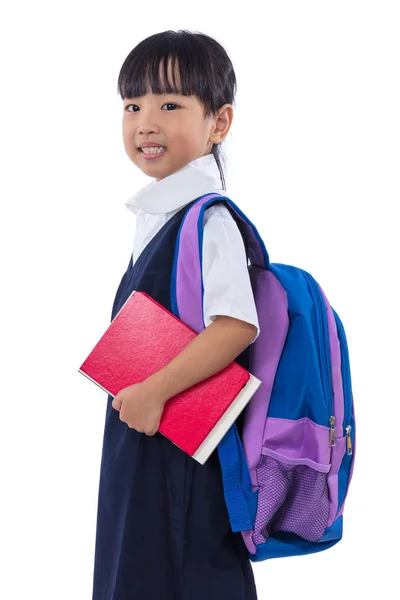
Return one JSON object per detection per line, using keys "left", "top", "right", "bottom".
{"left": 111, "top": 380, "right": 166, "bottom": 436}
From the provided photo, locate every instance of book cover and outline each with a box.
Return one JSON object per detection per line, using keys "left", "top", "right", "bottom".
{"left": 78, "top": 290, "right": 261, "bottom": 464}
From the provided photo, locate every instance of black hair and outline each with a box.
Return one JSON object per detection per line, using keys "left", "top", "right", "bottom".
{"left": 117, "top": 29, "right": 237, "bottom": 190}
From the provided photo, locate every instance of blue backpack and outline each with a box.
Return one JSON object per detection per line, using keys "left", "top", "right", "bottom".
{"left": 170, "top": 193, "right": 356, "bottom": 561}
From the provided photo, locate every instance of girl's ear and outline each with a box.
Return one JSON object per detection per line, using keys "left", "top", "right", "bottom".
{"left": 210, "top": 104, "right": 234, "bottom": 145}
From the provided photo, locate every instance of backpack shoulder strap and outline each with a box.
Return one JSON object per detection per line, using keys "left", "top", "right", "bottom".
{"left": 170, "top": 192, "right": 268, "bottom": 531}
{"left": 171, "top": 193, "right": 269, "bottom": 332}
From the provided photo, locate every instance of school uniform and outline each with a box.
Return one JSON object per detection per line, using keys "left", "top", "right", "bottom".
{"left": 92, "top": 153, "right": 259, "bottom": 600}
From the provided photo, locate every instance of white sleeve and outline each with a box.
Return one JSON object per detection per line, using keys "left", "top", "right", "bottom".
{"left": 201, "top": 204, "right": 260, "bottom": 344}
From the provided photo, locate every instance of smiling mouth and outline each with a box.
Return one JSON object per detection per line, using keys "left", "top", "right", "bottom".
{"left": 138, "top": 147, "right": 167, "bottom": 154}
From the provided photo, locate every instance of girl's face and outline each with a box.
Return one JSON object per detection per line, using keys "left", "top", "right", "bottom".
{"left": 122, "top": 59, "right": 233, "bottom": 181}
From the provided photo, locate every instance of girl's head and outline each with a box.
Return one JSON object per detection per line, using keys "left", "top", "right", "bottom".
{"left": 118, "top": 30, "right": 237, "bottom": 188}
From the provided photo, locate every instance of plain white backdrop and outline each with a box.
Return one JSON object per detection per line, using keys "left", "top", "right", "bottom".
{"left": 1, "top": 1, "right": 399, "bottom": 598}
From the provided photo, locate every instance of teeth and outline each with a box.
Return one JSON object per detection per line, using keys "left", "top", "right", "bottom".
{"left": 141, "top": 146, "right": 166, "bottom": 154}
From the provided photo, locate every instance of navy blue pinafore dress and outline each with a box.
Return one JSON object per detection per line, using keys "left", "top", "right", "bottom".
{"left": 92, "top": 200, "right": 258, "bottom": 600}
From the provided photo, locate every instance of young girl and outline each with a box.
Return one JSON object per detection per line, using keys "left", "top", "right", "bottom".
{"left": 92, "top": 30, "right": 260, "bottom": 600}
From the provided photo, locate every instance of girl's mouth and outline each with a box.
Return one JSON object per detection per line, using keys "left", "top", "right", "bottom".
{"left": 139, "top": 147, "right": 167, "bottom": 160}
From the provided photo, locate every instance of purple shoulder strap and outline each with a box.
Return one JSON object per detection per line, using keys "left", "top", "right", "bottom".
{"left": 172, "top": 193, "right": 267, "bottom": 332}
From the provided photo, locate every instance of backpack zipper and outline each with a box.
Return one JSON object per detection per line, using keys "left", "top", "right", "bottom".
{"left": 331, "top": 309, "right": 355, "bottom": 516}
{"left": 332, "top": 309, "right": 353, "bottom": 450}
{"left": 329, "top": 416, "right": 336, "bottom": 447}
{"left": 302, "top": 271, "right": 335, "bottom": 443}
{"left": 345, "top": 425, "right": 353, "bottom": 455}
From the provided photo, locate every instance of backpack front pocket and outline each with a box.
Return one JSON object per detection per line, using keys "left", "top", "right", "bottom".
{"left": 253, "top": 417, "right": 332, "bottom": 546}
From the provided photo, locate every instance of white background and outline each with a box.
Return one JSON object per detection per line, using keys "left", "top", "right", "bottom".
{"left": 1, "top": 1, "right": 398, "bottom": 598}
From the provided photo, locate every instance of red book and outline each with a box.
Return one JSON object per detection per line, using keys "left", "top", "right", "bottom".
{"left": 78, "top": 291, "right": 261, "bottom": 464}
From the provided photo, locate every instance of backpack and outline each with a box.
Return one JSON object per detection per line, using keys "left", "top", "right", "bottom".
{"left": 170, "top": 193, "right": 356, "bottom": 561}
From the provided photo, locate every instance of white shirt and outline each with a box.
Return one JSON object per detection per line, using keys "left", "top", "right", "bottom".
{"left": 125, "top": 153, "right": 260, "bottom": 343}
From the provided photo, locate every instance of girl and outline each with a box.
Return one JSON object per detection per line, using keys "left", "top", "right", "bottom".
{"left": 92, "top": 30, "right": 260, "bottom": 600}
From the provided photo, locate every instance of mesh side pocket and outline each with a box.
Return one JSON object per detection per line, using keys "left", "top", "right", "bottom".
{"left": 253, "top": 452, "right": 330, "bottom": 545}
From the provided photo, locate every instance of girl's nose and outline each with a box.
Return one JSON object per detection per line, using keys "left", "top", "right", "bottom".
{"left": 138, "top": 125, "right": 160, "bottom": 135}
{"left": 136, "top": 112, "right": 161, "bottom": 135}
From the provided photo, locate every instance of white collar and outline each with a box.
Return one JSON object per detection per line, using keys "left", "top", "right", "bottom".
{"left": 125, "top": 153, "right": 226, "bottom": 215}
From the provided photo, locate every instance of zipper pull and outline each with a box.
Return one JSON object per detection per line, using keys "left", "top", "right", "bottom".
{"left": 329, "top": 416, "right": 336, "bottom": 447}
{"left": 346, "top": 425, "right": 353, "bottom": 455}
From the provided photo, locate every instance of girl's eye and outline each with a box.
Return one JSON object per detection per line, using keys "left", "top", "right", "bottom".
{"left": 125, "top": 103, "right": 179, "bottom": 112}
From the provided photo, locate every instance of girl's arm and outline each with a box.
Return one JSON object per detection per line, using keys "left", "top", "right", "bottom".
{"left": 143, "top": 315, "right": 257, "bottom": 405}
